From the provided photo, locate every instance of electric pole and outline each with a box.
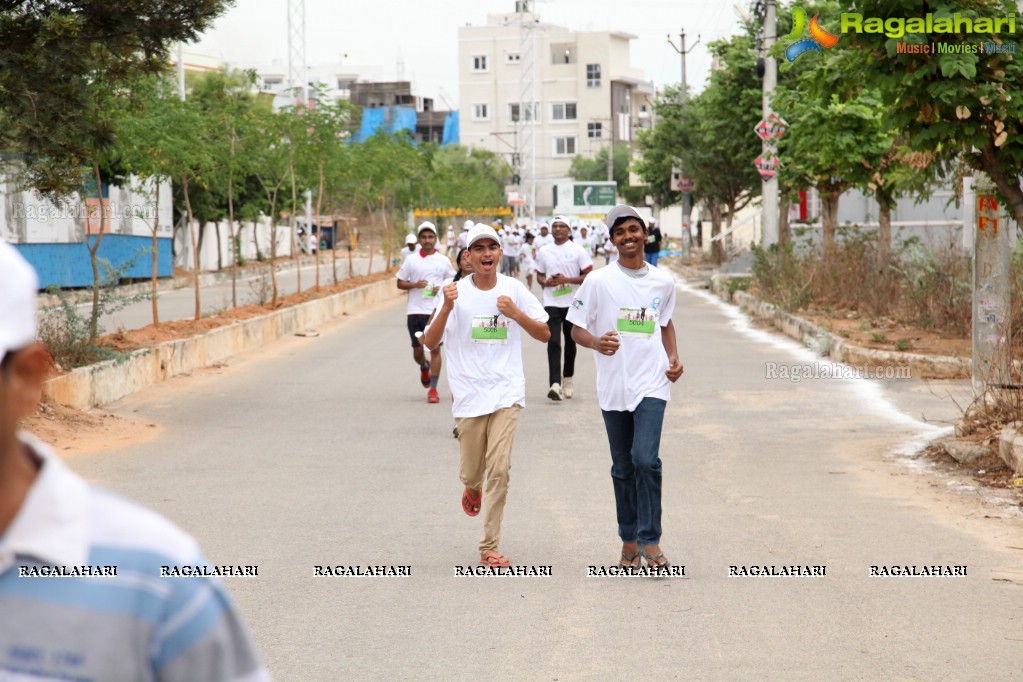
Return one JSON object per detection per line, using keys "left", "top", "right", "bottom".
{"left": 667, "top": 29, "right": 699, "bottom": 258}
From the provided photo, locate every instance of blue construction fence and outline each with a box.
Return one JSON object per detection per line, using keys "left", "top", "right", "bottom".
{"left": 13, "top": 234, "right": 173, "bottom": 289}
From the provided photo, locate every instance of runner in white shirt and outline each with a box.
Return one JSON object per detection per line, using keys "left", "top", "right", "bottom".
{"left": 534, "top": 215, "right": 593, "bottom": 400}
{"left": 567, "top": 204, "right": 684, "bottom": 573}
{"left": 602, "top": 237, "right": 619, "bottom": 264}
{"left": 577, "top": 225, "right": 596, "bottom": 256}
{"left": 532, "top": 223, "right": 554, "bottom": 250}
{"left": 421, "top": 225, "right": 550, "bottom": 569}
{"left": 457, "top": 220, "right": 474, "bottom": 250}
{"left": 396, "top": 221, "right": 456, "bottom": 403}
{"left": 519, "top": 232, "right": 537, "bottom": 290}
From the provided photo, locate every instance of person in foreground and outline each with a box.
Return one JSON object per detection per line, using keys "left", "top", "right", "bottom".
{"left": 0, "top": 241, "right": 271, "bottom": 681}
{"left": 567, "top": 205, "right": 684, "bottom": 571}
{"left": 421, "top": 225, "right": 550, "bottom": 568}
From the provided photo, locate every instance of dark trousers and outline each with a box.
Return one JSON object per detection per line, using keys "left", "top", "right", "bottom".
{"left": 601, "top": 397, "right": 667, "bottom": 545}
{"left": 544, "top": 305, "right": 576, "bottom": 386}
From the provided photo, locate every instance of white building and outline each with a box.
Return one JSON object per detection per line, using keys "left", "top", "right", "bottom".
{"left": 458, "top": 7, "right": 654, "bottom": 216}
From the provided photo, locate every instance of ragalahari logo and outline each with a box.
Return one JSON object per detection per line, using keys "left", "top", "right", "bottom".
{"left": 786, "top": 7, "right": 840, "bottom": 62}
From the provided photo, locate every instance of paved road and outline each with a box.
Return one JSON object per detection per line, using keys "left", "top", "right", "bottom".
{"left": 70, "top": 272, "right": 1023, "bottom": 680}
{"left": 81, "top": 255, "right": 375, "bottom": 333}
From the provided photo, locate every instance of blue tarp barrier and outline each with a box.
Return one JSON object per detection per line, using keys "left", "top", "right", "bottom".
{"left": 352, "top": 106, "right": 418, "bottom": 143}
{"left": 14, "top": 235, "right": 173, "bottom": 289}
{"left": 442, "top": 111, "right": 459, "bottom": 146}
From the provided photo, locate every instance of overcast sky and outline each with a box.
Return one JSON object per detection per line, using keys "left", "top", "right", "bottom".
{"left": 194, "top": 0, "right": 749, "bottom": 102}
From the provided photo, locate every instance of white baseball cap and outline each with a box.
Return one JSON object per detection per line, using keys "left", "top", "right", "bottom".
{"left": 416, "top": 221, "right": 438, "bottom": 236}
{"left": 405, "top": 233, "right": 417, "bottom": 245}
{"left": 0, "top": 241, "right": 39, "bottom": 363}
{"left": 605, "top": 204, "right": 647, "bottom": 230}
{"left": 462, "top": 220, "right": 475, "bottom": 232}
{"left": 466, "top": 224, "right": 501, "bottom": 249}
{"left": 551, "top": 215, "right": 571, "bottom": 228}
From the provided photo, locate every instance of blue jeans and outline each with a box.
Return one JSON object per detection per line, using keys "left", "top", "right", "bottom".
{"left": 644, "top": 251, "right": 659, "bottom": 266}
{"left": 600, "top": 397, "right": 667, "bottom": 545}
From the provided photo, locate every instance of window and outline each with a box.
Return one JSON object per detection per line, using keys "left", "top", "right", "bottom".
{"left": 554, "top": 136, "right": 577, "bottom": 156}
{"left": 587, "top": 122, "right": 602, "bottom": 139}
{"left": 472, "top": 55, "right": 488, "bottom": 72}
{"left": 551, "top": 102, "right": 577, "bottom": 121}
{"left": 509, "top": 102, "right": 539, "bottom": 123}
{"left": 505, "top": 52, "right": 521, "bottom": 64}
{"left": 473, "top": 103, "right": 489, "bottom": 121}
{"left": 586, "top": 63, "right": 601, "bottom": 87}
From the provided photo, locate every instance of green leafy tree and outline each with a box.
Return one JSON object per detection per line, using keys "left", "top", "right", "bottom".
{"left": 0, "top": 0, "right": 233, "bottom": 197}
{"left": 830, "top": 0, "right": 1023, "bottom": 227}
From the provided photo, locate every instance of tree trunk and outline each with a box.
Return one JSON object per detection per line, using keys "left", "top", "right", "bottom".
{"left": 290, "top": 156, "right": 301, "bottom": 294}
{"left": 315, "top": 160, "right": 324, "bottom": 291}
{"left": 876, "top": 188, "right": 892, "bottom": 268}
{"left": 214, "top": 221, "right": 223, "bottom": 271}
{"left": 709, "top": 203, "right": 723, "bottom": 265}
{"left": 821, "top": 190, "right": 840, "bottom": 259}
{"left": 381, "top": 196, "right": 393, "bottom": 272}
{"left": 228, "top": 132, "right": 237, "bottom": 307}
{"left": 182, "top": 173, "right": 200, "bottom": 321}
{"left": 86, "top": 163, "right": 107, "bottom": 342}
{"left": 151, "top": 175, "right": 160, "bottom": 326}
{"left": 346, "top": 218, "right": 354, "bottom": 280}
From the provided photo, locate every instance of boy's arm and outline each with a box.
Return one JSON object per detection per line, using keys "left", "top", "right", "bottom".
{"left": 661, "top": 319, "right": 684, "bottom": 382}
{"left": 497, "top": 295, "right": 550, "bottom": 342}
{"left": 421, "top": 283, "right": 456, "bottom": 350}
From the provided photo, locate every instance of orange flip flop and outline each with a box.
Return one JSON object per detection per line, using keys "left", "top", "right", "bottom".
{"left": 461, "top": 487, "right": 482, "bottom": 516}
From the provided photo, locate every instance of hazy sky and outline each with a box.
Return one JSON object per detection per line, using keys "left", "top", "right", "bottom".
{"left": 194, "top": 0, "right": 748, "bottom": 102}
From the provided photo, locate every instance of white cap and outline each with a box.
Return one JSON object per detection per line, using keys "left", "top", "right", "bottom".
{"left": 405, "top": 233, "right": 417, "bottom": 245}
{"left": 0, "top": 241, "right": 39, "bottom": 362}
{"left": 416, "top": 221, "right": 437, "bottom": 236}
{"left": 551, "top": 215, "right": 571, "bottom": 228}
{"left": 462, "top": 220, "right": 475, "bottom": 232}
{"left": 466, "top": 224, "right": 501, "bottom": 249}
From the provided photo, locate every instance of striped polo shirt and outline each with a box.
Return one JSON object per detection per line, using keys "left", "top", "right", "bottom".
{"left": 0, "top": 434, "right": 270, "bottom": 681}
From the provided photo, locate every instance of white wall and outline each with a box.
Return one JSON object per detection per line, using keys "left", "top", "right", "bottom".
{"left": 174, "top": 217, "right": 294, "bottom": 272}
{"left": 1, "top": 175, "right": 173, "bottom": 244}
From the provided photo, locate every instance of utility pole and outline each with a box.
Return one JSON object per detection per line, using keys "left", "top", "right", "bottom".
{"left": 667, "top": 29, "right": 699, "bottom": 258}
{"left": 972, "top": 174, "right": 1012, "bottom": 394}
{"left": 761, "top": 0, "right": 780, "bottom": 247}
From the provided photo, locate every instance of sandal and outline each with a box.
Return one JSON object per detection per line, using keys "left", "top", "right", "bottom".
{"left": 641, "top": 548, "right": 671, "bottom": 571}
{"left": 461, "top": 487, "right": 482, "bottom": 517}
{"left": 619, "top": 549, "right": 640, "bottom": 569}
{"left": 479, "top": 551, "right": 511, "bottom": 568}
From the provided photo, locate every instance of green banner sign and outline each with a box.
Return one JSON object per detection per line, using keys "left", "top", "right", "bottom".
{"left": 573, "top": 184, "right": 617, "bottom": 207}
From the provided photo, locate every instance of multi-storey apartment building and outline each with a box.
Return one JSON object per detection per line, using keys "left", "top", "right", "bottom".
{"left": 459, "top": 6, "right": 654, "bottom": 215}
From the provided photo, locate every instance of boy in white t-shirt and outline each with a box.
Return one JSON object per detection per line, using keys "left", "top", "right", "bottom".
{"left": 534, "top": 215, "right": 593, "bottom": 400}
{"left": 396, "top": 221, "right": 456, "bottom": 403}
{"left": 421, "top": 225, "right": 550, "bottom": 568}
{"left": 567, "top": 205, "right": 684, "bottom": 573}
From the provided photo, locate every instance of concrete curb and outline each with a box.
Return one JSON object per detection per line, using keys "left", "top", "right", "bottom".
{"left": 703, "top": 275, "right": 971, "bottom": 379}
{"left": 43, "top": 278, "right": 400, "bottom": 410}
{"left": 999, "top": 423, "right": 1023, "bottom": 475}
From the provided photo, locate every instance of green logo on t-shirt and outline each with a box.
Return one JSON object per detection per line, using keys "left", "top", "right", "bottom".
{"left": 553, "top": 284, "right": 573, "bottom": 297}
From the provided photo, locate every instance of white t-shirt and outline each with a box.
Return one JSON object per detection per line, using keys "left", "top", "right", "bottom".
{"left": 533, "top": 233, "right": 554, "bottom": 250}
{"left": 432, "top": 274, "right": 549, "bottom": 418}
{"left": 603, "top": 239, "right": 619, "bottom": 263}
{"left": 577, "top": 233, "right": 595, "bottom": 254}
{"left": 502, "top": 233, "right": 521, "bottom": 258}
{"left": 535, "top": 240, "right": 593, "bottom": 308}
{"left": 396, "top": 250, "right": 456, "bottom": 315}
{"left": 566, "top": 263, "right": 677, "bottom": 412}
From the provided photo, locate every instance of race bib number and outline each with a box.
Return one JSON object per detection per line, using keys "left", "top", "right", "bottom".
{"left": 472, "top": 315, "right": 510, "bottom": 344}
{"left": 617, "top": 307, "right": 656, "bottom": 338}
{"left": 646, "top": 234, "right": 657, "bottom": 244}
{"left": 422, "top": 284, "right": 438, "bottom": 298}
{"left": 553, "top": 284, "right": 573, "bottom": 298}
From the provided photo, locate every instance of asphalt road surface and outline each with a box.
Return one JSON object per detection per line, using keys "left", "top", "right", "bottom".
{"left": 69, "top": 272, "right": 1023, "bottom": 680}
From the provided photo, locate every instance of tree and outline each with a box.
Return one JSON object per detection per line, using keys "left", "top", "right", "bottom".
{"left": 831, "top": 0, "right": 1023, "bottom": 228}
{"left": 568, "top": 143, "right": 645, "bottom": 205}
{"left": 420, "top": 144, "right": 511, "bottom": 210}
{"left": 0, "top": 0, "right": 233, "bottom": 197}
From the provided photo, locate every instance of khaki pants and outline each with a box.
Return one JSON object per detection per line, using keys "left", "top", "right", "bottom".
{"left": 456, "top": 405, "right": 520, "bottom": 555}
